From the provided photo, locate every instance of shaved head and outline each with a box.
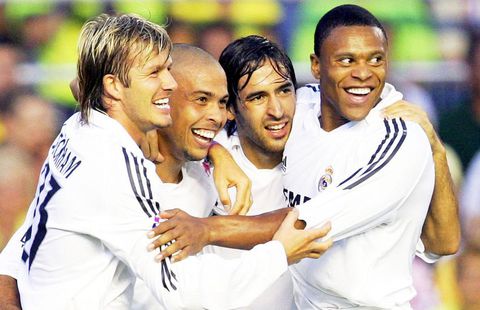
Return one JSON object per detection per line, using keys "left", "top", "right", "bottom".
{"left": 156, "top": 43, "right": 228, "bottom": 164}
{"left": 171, "top": 43, "right": 224, "bottom": 77}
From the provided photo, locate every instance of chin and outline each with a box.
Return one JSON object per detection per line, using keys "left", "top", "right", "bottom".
{"left": 185, "top": 151, "right": 207, "bottom": 162}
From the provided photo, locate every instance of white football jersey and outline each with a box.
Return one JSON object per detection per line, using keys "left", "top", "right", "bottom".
{"left": 283, "top": 83, "right": 435, "bottom": 309}
{"left": 207, "top": 131, "right": 294, "bottom": 310}
{"left": 132, "top": 161, "right": 218, "bottom": 310}
{"left": 0, "top": 111, "right": 288, "bottom": 310}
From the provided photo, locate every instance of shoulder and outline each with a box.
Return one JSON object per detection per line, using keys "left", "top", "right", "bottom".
{"left": 367, "top": 117, "right": 431, "bottom": 163}
{"left": 296, "top": 84, "right": 320, "bottom": 106}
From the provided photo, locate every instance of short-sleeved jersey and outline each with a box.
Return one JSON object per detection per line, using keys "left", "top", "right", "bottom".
{"left": 0, "top": 111, "right": 288, "bottom": 310}
{"left": 206, "top": 131, "right": 294, "bottom": 310}
{"left": 283, "top": 84, "right": 435, "bottom": 309}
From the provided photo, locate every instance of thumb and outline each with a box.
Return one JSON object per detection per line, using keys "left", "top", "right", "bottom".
{"left": 215, "top": 181, "right": 232, "bottom": 211}
{"left": 281, "top": 208, "right": 299, "bottom": 228}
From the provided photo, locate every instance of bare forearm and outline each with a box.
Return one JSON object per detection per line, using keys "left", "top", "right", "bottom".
{"left": 421, "top": 144, "right": 461, "bottom": 255}
{"left": 0, "top": 275, "right": 21, "bottom": 310}
{"left": 207, "top": 208, "right": 290, "bottom": 249}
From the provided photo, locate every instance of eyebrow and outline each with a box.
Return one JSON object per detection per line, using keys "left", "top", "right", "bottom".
{"left": 144, "top": 56, "right": 172, "bottom": 71}
{"left": 244, "top": 81, "right": 293, "bottom": 100}
{"left": 190, "top": 90, "right": 214, "bottom": 97}
{"left": 334, "top": 50, "right": 385, "bottom": 58}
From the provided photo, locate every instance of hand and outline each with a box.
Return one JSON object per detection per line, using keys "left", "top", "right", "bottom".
{"left": 273, "top": 209, "right": 332, "bottom": 265}
{"left": 147, "top": 209, "right": 209, "bottom": 263}
{"left": 382, "top": 100, "right": 444, "bottom": 155}
{"left": 209, "top": 143, "right": 252, "bottom": 215}
{"left": 139, "top": 130, "right": 164, "bottom": 164}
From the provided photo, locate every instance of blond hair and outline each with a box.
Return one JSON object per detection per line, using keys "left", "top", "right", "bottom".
{"left": 77, "top": 13, "right": 171, "bottom": 122}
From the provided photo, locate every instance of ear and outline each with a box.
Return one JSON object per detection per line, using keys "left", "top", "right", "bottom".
{"left": 310, "top": 53, "right": 321, "bottom": 80}
{"left": 103, "top": 74, "right": 123, "bottom": 101}
{"left": 227, "top": 104, "right": 236, "bottom": 121}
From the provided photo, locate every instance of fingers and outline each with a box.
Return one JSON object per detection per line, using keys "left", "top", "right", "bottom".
{"left": 229, "top": 180, "right": 252, "bottom": 215}
{"left": 215, "top": 179, "right": 232, "bottom": 212}
{"left": 148, "top": 220, "right": 174, "bottom": 238}
{"left": 307, "top": 238, "right": 333, "bottom": 255}
{"left": 159, "top": 209, "right": 181, "bottom": 220}
{"left": 307, "top": 221, "right": 332, "bottom": 240}
{"left": 148, "top": 229, "right": 178, "bottom": 252}
{"left": 140, "top": 130, "right": 164, "bottom": 164}
{"left": 171, "top": 247, "right": 190, "bottom": 263}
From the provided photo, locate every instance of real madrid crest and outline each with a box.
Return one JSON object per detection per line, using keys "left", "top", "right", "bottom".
{"left": 318, "top": 165, "right": 334, "bottom": 192}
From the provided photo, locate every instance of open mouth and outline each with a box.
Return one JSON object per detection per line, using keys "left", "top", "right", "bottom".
{"left": 265, "top": 123, "right": 287, "bottom": 131}
{"left": 345, "top": 87, "right": 372, "bottom": 96}
{"left": 153, "top": 98, "right": 170, "bottom": 110}
{"left": 192, "top": 129, "right": 216, "bottom": 143}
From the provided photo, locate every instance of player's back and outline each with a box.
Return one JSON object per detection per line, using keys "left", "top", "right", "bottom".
{"left": 16, "top": 111, "right": 153, "bottom": 309}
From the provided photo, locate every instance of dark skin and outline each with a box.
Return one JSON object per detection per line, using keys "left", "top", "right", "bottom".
{"left": 0, "top": 276, "right": 21, "bottom": 310}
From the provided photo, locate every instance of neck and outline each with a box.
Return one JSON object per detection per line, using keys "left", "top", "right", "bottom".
{"left": 155, "top": 135, "right": 184, "bottom": 184}
{"left": 107, "top": 110, "right": 145, "bottom": 145}
{"left": 320, "top": 101, "right": 348, "bottom": 132}
{"left": 155, "top": 157, "right": 183, "bottom": 184}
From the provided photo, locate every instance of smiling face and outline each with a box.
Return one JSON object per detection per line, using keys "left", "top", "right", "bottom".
{"left": 231, "top": 60, "right": 295, "bottom": 168}
{"left": 311, "top": 25, "right": 387, "bottom": 131}
{"left": 163, "top": 61, "right": 228, "bottom": 161}
{"left": 114, "top": 48, "right": 177, "bottom": 140}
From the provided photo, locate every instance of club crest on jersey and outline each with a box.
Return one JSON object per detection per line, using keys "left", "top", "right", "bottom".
{"left": 318, "top": 166, "right": 333, "bottom": 192}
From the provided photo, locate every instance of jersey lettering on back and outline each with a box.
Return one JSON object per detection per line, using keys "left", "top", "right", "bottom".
{"left": 21, "top": 163, "right": 61, "bottom": 270}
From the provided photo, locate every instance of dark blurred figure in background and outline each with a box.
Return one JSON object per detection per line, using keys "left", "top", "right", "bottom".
{"left": 0, "top": 42, "right": 23, "bottom": 102}
{"left": 0, "top": 89, "right": 59, "bottom": 175}
{"left": 198, "top": 23, "right": 233, "bottom": 59}
{"left": 0, "top": 145, "right": 35, "bottom": 250}
{"left": 439, "top": 30, "right": 480, "bottom": 172}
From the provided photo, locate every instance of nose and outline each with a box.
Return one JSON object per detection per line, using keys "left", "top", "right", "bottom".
{"left": 267, "top": 96, "right": 284, "bottom": 119}
{"left": 207, "top": 102, "right": 227, "bottom": 127}
{"left": 351, "top": 62, "right": 372, "bottom": 81}
{"left": 162, "top": 70, "right": 178, "bottom": 92}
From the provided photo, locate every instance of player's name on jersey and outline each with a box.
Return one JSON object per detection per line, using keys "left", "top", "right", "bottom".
{"left": 50, "top": 132, "right": 82, "bottom": 178}
{"left": 283, "top": 188, "right": 311, "bottom": 207}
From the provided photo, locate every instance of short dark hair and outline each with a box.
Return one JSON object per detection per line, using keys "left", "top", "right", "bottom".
{"left": 219, "top": 35, "right": 296, "bottom": 136}
{"left": 314, "top": 4, "right": 388, "bottom": 57}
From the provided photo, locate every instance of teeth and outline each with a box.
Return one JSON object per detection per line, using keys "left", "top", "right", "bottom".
{"left": 267, "top": 123, "right": 286, "bottom": 130}
{"left": 154, "top": 98, "right": 170, "bottom": 109}
{"left": 192, "top": 129, "right": 215, "bottom": 139}
{"left": 346, "top": 88, "right": 371, "bottom": 95}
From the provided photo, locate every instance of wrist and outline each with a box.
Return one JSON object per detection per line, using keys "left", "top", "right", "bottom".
{"left": 207, "top": 141, "right": 221, "bottom": 165}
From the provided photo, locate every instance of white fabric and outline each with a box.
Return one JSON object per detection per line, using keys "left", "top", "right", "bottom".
{"left": 0, "top": 111, "right": 288, "bottom": 310}
{"left": 206, "top": 130, "right": 294, "bottom": 310}
{"left": 283, "top": 83, "right": 435, "bottom": 309}
{"left": 132, "top": 161, "right": 218, "bottom": 310}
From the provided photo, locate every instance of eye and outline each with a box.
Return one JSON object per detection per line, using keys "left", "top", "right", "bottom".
{"left": 219, "top": 98, "right": 228, "bottom": 108}
{"left": 339, "top": 57, "right": 353, "bottom": 65}
{"left": 280, "top": 86, "right": 293, "bottom": 95}
{"left": 250, "top": 94, "right": 264, "bottom": 102}
{"left": 150, "top": 69, "right": 159, "bottom": 76}
{"left": 196, "top": 96, "right": 208, "bottom": 104}
{"left": 369, "top": 56, "right": 384, "bottom": 65}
